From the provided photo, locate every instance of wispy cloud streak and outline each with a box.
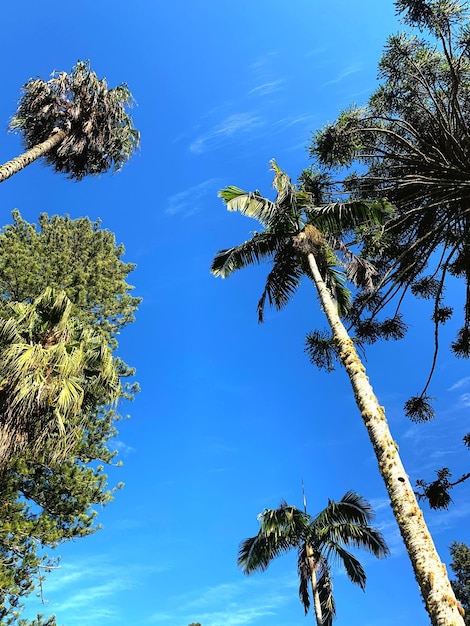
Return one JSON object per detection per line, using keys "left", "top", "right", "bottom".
{"left": 166, "top": 178, "right": 218, "bottom": 216}
{"left": 189, "top": 114, "right": 263, "bottom": 154}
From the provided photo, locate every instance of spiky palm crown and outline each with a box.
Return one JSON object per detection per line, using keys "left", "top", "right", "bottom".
{"left": 0, "top": 288, "right": 121, "bottom": 461}
{"left": 10, "top": 60, "right": 140, "bottom": 180}
{"left": 238, "top": 491, "right": 389, "bottom": 624}
{"left": 212, "top": 160, "right": 389, "bottom": 324}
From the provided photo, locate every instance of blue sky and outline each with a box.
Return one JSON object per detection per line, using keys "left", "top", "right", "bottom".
{"left": 1, "top": 1, "right": 469, "bottom": 625}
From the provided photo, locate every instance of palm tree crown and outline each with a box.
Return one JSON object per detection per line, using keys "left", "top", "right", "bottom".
{"left": 1, "top": 60, "right": 139, "bottom": 182}
{"left": 0, "top": 288, "right": 121, "bottom": 467}
{"left": 212, "top": 159, "right": 389, "bottom": 324}
{"left": 239, "top": 491, "right": 389, "bottom": 625}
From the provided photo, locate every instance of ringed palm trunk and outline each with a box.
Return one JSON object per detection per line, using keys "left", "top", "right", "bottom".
{"left": 0, "top": 129, "right": 66, "bottom": 183}
{"left": 305, "top": 542, "right": 323, "bottom": 626}
{"left": 296, "top": 227, "right": 465, "bottom": 626}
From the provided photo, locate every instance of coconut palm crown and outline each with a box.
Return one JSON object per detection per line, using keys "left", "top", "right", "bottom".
{"left": 0, "top": 60, "right": 139, "bottom": 182}
{"left": 239, "top": 491, "right": 389, "bottom": 626}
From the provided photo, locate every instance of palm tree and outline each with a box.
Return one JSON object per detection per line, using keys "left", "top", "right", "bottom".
{"left": 211, "top": 161, "right": 465, "bottom": 626}
{"left": 0, "top": 287, "right": 121, "bottom": 468}
{"left": 239, "top": 491, "right": 389, "bottom": 625}
{"left": 0, "top": 60, "right": 139, "bottom": 183}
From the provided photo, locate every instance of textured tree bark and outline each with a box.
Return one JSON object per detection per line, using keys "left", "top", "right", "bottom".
{"left": 300, "top": 231, "right": 465, "bottom": 626}
{"left": 0, "top": 129, "right": 66, "bottom": 183}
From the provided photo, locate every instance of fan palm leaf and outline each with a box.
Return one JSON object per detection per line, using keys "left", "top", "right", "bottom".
{"left": 0, "top": 288, "right": 121, "bottom": 467}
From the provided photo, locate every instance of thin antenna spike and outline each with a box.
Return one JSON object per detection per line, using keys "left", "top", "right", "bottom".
{"left": 302, "top": 479, "right": 307, "bottom": 513}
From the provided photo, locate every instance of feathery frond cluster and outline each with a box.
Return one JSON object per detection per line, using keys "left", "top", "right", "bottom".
{"left": 238, "top": 492, "right": 389, "bottom": 624}
{"left": 212, "top": 160, "right": 391, "bottom": 324}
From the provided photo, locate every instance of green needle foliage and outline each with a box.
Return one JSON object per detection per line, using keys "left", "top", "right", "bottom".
{"left": 0, "top": 212, "right": 139, "bottom": 620}
{"left": 450, "top": 542, "right": 470, "bottom": 625}
{"left": 239, "top": 492, "right": 389, "bottom": 626}
{"left": 0, "top": 60, "right": 139, "bottom": 183}
{"left": 311, "top": 0, "right": 470, "bottom": 421}
{"left": 0, "top": 210, "right": 140, "bottom": 339}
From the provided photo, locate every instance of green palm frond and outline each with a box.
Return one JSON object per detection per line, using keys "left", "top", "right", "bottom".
{"left": 239, "top": 503, "right": 310, "bottom": 574}
{"left": 312, "top": 491, "right": 375, "bottom": 528}
{"left": 258, "top": 502, "right": 311, "bottom": 539}
{"left": 257, "top": 245, "right": 302, "bottom": 323}
{"left": 297, "top": 543, "right": 312, "bottom": 615}
{"left": 211, "top": 233, "right": 283, "bottom": 279}
{"left": 0, "top": 288, "right": 121, "bottom": 466}
{"left": 306, "top": 199, "right": 392, "bottom": 236}
{"left": 325, "top": 266, "right": 351, "bottom": 317}
{"left": 218, "top": 186, "right": 277, "bottom": 227}
{"left": 327, "top": 544, "right": 367, "bottom": 589}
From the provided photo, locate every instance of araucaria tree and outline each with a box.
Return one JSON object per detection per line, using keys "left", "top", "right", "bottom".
{"left": 0, "top": 212, "right": 139, "bottom": 621}
{"left": 311, "top": 0, "right": 470, "bottom": 422}
{"left": 239, "top": 491, "right": 389, "bottom": 626}
{"left": 450, "top": 542, "right": 470, "bottom": 625}
{"left": 211, "top": 161, "right": 465, "bottom": 626}
{"left": 0, "top": 60, "right": 139, "bottom": 183}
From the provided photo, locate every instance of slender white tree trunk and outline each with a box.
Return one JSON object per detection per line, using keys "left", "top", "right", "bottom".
{"left": 305, "top": 542, "right": 323, "bottom": 626}
{"left": 0, "top": 129, "right": 66, "bottom": 183}
{"left": 300, "top": 230, "right": 465, "bottom": 626}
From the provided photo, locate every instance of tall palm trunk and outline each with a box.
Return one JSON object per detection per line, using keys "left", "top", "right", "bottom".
{"left": 305, "top": 542, "right": 323, "bottom": 626}
{"left": 298, "top": 228, "right": 465, "bottom": 626}
{"left": 0, "top": 129, "right": 66, "bottom": 183}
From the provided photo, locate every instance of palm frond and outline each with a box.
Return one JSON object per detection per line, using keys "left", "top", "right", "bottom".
{"left": 218, "top": 186, "right": 277, "bottom": 227}
{"left": 305, "top": 199, "right": 393, "bottom": 236}
{"left": 211, "top": 233, "right": 282, "bottom": 278}
{"left": 257, "top": 245, "right": 302, "bottom": 322}
{"left": 297, "top": 543, "right": 312, "bottom": 615}
{"left": 327, "top": 545, "right": 367, "bottom": 589}
{"left": 238, "top": 503, "right": 310, "bottom": 574}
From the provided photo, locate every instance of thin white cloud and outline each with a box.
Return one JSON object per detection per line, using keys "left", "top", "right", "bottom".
{"left": 458, "top": 392, "right": 470, "bottom": 407}
{"left": 189, "top": 114, "right": 264, "bottom": 154}
{"left": 148, "top": 575, "right": 295, "bottom": 625}
{"left": 33, "top": 557, "right": 166, "bottom": 623}
{"left": 248, "top": 80, "right": 283, "bottom": 97}
{"left": 323, "top": 65, "right": 363, "bottom": 86}
{"left": 166, "top": 178, "right": 218, "bottom": 216}
{"left": 112, "top": 439, "right": 136, "bottom": 456}
{"left": 448, "top": 376, "right": 470, "bottom": 391}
